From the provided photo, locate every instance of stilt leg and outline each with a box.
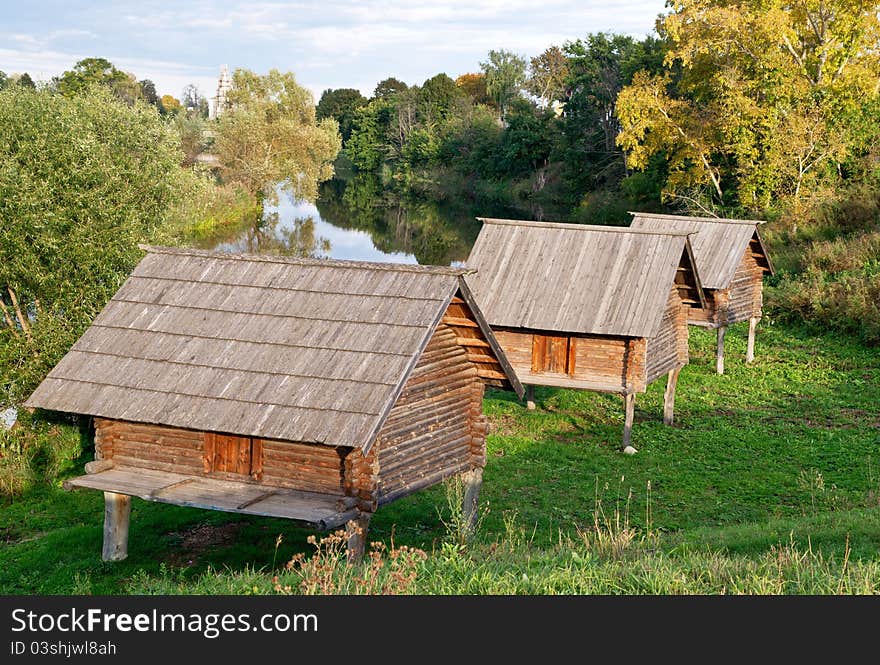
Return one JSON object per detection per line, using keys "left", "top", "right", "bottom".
{"left": 460, "top": 467, "right": 484, "bottom": 539}
{"left": 525, "top": 384, "right": 536, "bottom": 410}
{"left": 746, "top": 316, "right": 758, "bottom": 364}
{"left": 663, "top": 367, "right": 681, "bottom": 426}
{"left": 102, "top": 492, "right": 131, "bottom": 562}
{"left": 622, "top": 393, "right": 637, "bottom": 454}
{"left": 716, "top": 326, "right": 727, "bottom": 375}
{"left": 345, "top": 512, "right": 373, "bottom": 564}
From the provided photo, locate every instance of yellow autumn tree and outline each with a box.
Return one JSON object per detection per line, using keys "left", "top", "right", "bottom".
{"left": 616, "top": 0, "right": 880, "bottom": 207}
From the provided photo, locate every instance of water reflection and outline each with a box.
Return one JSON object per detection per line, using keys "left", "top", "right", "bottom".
{"left": 198, "top": 172, "right": 555, "bottom": 266}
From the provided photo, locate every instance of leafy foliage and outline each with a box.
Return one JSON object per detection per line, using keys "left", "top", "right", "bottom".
{"left": 316, "top": 88, "right": 368, "bottom": 142}
{"left": 0, "top": 85, "right": 184, "bottom": 405}
{"left": 214, "top": 69, "right": 341, "bottom": 201}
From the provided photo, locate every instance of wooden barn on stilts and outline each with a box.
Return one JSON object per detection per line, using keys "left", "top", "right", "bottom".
{"left": 466, "top": 218, "right": 706, "bottom": 452}
{"left": 25, "top": 246, "right": 522, "bottom": 561}
{"left": 629, "top": 212, "right": 774, "bottom": 374}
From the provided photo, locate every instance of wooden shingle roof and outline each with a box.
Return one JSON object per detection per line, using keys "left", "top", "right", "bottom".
{"left": 629, "top": 212, "right": 774, "bottom": 289}
{"left": 26, "top": 246, "right": 518, "bottom": 451}
{"left": 466, "top": 218, "right": 703, "bottom": 338}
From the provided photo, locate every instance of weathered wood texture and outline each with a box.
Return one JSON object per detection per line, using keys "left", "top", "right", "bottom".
{"left": 67, "top": 467, "right": 359, "bottom": 528}
{"left": 467, "top": 218, "right": 703, "bottom": 338}
{"left": 493, "top": 328, "right": 650, "bottom": 394}
{"left": 102, "top": 491, "right": 130, "bottom": 562}
{"left": 645, "top": 286, "right": 689, "bottom": 384}
{"left": 26, "top": 247, "right": 520, "bottom": 448}
{"left": 372, "top": 323, "right": 485, "bottom": 505}
{"left": 94, "top": 418, "right": 346, "bottom": 496}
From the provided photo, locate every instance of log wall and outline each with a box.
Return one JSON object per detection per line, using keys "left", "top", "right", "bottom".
{"left": 725, "top": 247, "right": 764, "bottom": 325}
{"left": 93, "top": 418, "right": 346, "bottom": 496}
{"left": 372, "top": 323, "right": 484, "bottom": 505}
{"left": 493, "top": 328, "right": 649, "bottom": 393}
{"left": 645, "top": 285, "right": 689, "bottom": 384}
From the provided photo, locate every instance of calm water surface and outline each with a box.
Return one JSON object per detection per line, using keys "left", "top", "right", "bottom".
{"left": 197, "top": 175, "right": 559, "bottom": 266}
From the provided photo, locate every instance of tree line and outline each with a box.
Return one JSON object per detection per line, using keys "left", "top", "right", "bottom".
{"left": 316, "top": 0, "right": 879, "bottom": 223}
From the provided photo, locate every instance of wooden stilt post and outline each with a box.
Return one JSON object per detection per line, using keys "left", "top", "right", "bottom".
{"left": 525, "top": 384, "right": 536, "bottom": 410}
{"left": 460, "top": 467, "right": 483, "bottom": 539}
{"left": 102, "top": 492, "right": 131, "bottom": 562}
{"left": 716, "top": 326, "right": 727, "bottom": 375}
{"left": 345, "top": 512, "right": 372, "bottom": 564}
{"left": 663, "top": 367, "right": 680, "bottom": 426}
{"left": 746, "top": 317, "right": 758, "bottom": 364}
{"left": 622, "top": 393, "right": 636, "bottom": 453}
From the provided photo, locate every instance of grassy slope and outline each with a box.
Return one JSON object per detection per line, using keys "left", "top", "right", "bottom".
{"left": 1, "top": 321, "right": 878, "bottom": 594}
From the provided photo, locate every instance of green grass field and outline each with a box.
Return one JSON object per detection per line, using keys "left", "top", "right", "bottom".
{"left": 2, "top": 321, "right": 879, "bottom": 594}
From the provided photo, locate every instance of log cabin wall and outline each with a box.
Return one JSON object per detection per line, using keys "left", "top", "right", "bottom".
{"left": 372, "top": 323, "right": 482, "bottom": 506}
{"left": 645, "top": 286, "right": 689, "bottom": 384}
{"left": 492, "top": 328, "right": 650, "bottom": 393}
{"left": 93, "top": 418, "right": 346, "bottom": 496}
{"left": 724, "top": 248, "right": 764, "bottom": 325}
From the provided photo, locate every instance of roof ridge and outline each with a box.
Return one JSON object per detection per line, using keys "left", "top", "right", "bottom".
{"left": 628, "top": 211, "right": 767, "bottom": 225}
{"left": 137, "top": 245, "right": 473, "bottom": 276}
{"left": 475, "top": 217, "right": 694, "bottom": 237}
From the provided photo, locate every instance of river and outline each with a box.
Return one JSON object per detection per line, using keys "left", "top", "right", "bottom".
{"left": 194, "top": 174, "right": 561, "bottom": 266}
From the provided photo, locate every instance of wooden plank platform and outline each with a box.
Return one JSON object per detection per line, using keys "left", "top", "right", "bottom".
{"left": 516, "top": 371, "right": 632, "bottom": 395}
{"left": 63, "top": 466, "right": 360, "bottom": 529}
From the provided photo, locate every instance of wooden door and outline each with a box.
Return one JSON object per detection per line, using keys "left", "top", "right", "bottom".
{"left": 531, "top": 334, "right": 577, "bottom": 375}
{"left": 204, "top": 433, "right": 263, "bottom": 479}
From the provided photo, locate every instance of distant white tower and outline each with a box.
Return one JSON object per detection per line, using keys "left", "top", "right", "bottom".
{"left": 209, "top": 65, "right": 232, "bottom": 120}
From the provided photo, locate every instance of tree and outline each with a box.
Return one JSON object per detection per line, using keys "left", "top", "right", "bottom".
{"left": 159, "top": 94, "right": 182, "bottom": 115}
{"left": 316, "top": 88, "right": 368, "bottom": 142}
{"left": 0, "top": 85, "right": 183, "bottom": 405}
{"left": 0, "top": 72, "right": 6, "bottom": 90}
{"left": 480, "top": 49, "right": 527, "bottom": 118}
{"left": 16, "top": 73, "right": 35, "bottom": 89}
{"left": 526, "top": 46, "right": 570, "bottom": 107}
{"left": 57, "top": 58, "right": 129, "bottom": 97}
{"left": 418, "top": 73, "right": 464, "bottom": 124}
{"left": 373, "top": 77, "right": 408, "bottom": 99}
{"left": 214, "top": 68, "right": 342, "bottom": 201}
{"left": 455, "top": 73, "right": 493, "bottom": 107}
{"left": 182, "top": 84, "right": 208, "bottom": 117}
{"left": 561, "top": 33, "right": 666, "bottom": 193}
{"left": 616, "top": 0, "right": 880, "bottom": 207}
{"left": 139, "top": 79, "right": 159, "bottom": 106}
{"left": 346, "top": 99, "right": 392, "bottom": 170}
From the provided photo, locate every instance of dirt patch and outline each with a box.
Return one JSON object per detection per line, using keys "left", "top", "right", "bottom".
{"left": 488, "top": 413, "right": 523, "bottom": 437}
{"left": 163, "top": 522, "right": 243, "bottom": 567}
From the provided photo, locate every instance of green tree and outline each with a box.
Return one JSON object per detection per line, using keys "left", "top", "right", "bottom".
{"left": 526, "top": 46, "right": 570, "bottom": 107}
{"left": 0, "top": 72, "right": 7, "bottom": 90}
{"left": 215, "top": 68, "right": 341, "bottom": 202}
{"left": 0, "top": 85, "right": 184, "bottom": 405}
{"left": 346, "top": 98, "right": 393, "bottom": 170}
{"left": 480, "top": 49, "right": 527, "bottom": 118}
{"left": 56, "top": 58, "right": 139, "bottom": 103}
{"left": 373, "top": 77, "right": 408, "bottom": 99}
{"left": 616, "top": 0, "right": 880, "bottom": 207}
{"left": 16, "top": 73, "right": 36, "bottom": 89}
{"left": 561, "top": 33, "right": 667, "bottom": 193}
{"left": 139, "top": 79, "right": 159, "bottom": 106}
{"left": 316, "top": 88, "right": 368, "bottom": 142}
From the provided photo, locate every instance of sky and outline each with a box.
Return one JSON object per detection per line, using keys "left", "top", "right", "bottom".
{"left": 2, "top": 1, "right": 667, "bottom": 102}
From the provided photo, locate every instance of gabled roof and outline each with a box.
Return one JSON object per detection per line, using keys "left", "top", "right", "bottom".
{"left": 629, "top": 212, "right": 774, "bottom": 289}
{"left": 26, "top": 246, "right": 519, "bottom": 451}
{"left": 466, "top": 218, "right": 703, "bottom": 338}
